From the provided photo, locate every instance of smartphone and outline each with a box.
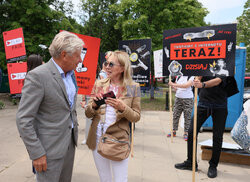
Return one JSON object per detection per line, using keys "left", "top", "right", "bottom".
{"left": 94, "top": 91, "right": 116, "bottom": 106}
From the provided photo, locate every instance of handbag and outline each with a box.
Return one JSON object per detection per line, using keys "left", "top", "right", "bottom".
{"left": 97, "top": 110, "right": 131, "bottom": 161}
{"left": 97, "top": 133, "right": 131, "bottom": 161}
{"left": 225, "top": 76, "right": 239, "bottom": 97}
{"left": 231, "top": 111, "right": 250, "bottom": 153}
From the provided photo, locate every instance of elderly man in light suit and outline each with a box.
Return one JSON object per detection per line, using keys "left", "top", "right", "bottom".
{"left": 16, "top": 31, "right": 84, "bottom": 182}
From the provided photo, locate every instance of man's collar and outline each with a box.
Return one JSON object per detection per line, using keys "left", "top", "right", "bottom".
{"left": 52, "top": 58, "right": 74, "bottom": 77}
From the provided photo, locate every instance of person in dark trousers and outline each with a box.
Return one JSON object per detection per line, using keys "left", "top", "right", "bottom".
{"left": 175, "top": 76, "right": 228, "bottom": 178}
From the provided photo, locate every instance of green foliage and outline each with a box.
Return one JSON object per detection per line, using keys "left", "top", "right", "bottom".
{"left": 80, "top": 0, "right": 208, "bottom": 64}
{"left": 237, "top": 0, "right": 250, "bottom": 71}
{"left": 11, "top": 98, "right": 17, "bottom": 105}
{"left": 112, "top": 0, "right": 208, "bottom": 84}
{"left": 0, "top": 0, "right": 84, "bottom": 73}
{"left": 80, "top": 0, "right": 122, "bottom": 54}
{"left": 0, "top": 100, "right": 5, "bottom": 109}
{"left": 113, "top": 0, "right": 208, "bottom": 50}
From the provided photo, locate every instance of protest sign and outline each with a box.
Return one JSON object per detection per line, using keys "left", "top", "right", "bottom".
{"left": 7, "top": 62, "right": 27, "bottom": 94}
{"left": 163, "top": 24, "right": 236, "bottom": 76}
{"left": 119, "top": 39, "right": 151, "bottom": 89}
{"left": 153, "top": 49, "right": 163, "bottom": 78}
{"left": 62, "top": 31, "right": 100, "bottom": 95}
{"left": 3, "top": 28, "right": 26, "bottom": 62}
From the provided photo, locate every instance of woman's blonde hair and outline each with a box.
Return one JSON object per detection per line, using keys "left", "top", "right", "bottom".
{"left": 105, "top": 50, "right": 133, "bottom": 87}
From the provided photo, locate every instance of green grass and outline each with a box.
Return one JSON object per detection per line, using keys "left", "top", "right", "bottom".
{"left": 141, "top": 97, "right": 167, "bottom": 111}
{"left": 0, "top": 100, "right": 5, "bottom": 109}
{"left": 141, "top": 89, "right": 175, "bottom": 111}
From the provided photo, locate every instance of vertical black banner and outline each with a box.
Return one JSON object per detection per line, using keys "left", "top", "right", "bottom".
{"left": 163, "top": 24, "right": 237, "bottom": 76}
{"left": 119, "top": 39, "right": 151, "bottom": 89}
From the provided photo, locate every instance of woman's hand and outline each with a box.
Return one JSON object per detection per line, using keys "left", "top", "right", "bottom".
{"left": 80, "top": 101, "right": 86, "bottom": 109}
{"left": 92, "top": 93, "right": 103, "bottom": 109}
{"left": 105, "top": 98, "right": 126, "bottom": 112}
{"left": 168, "top": 79, "right": 174, "bottom": 86}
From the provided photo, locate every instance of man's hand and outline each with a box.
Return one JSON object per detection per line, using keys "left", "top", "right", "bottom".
{"left": 33, "top": 155, "right": 47, "bottom": 172}
{"left": 193, "top": 79, "right": 203, "bottom": 88}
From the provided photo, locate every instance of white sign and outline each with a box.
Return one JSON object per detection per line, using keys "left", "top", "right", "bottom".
{"left": 6, "top": 37, "right": 23, "bottom": 47}
{"left": 153, "top": 49, "right": 163, "bottom": 78}
{"left": 10, "top": 72, "right": 26, "bottom": 80}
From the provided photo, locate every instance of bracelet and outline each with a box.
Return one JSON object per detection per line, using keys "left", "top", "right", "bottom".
{"left": 202, "top": 82, "right": 206, "bottom": 88}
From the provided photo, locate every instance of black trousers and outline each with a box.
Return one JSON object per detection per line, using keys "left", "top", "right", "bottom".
{"left": 187, "top": 106, "right": 228, "bottom": 168}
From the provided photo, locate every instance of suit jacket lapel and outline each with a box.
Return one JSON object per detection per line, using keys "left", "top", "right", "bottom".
{"left": 47, "top": 59, "right": 70, "bottom": 107}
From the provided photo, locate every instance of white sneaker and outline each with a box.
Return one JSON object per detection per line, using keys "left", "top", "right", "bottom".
{"left": 81, "top": 140, "right": 86, "bottom": 145}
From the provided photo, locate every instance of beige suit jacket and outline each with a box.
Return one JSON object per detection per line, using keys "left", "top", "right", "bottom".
{"left": 85, "top": 78, "right": 141, "bottom": 150}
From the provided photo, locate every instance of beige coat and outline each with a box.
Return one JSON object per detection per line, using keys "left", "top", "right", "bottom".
{"left": 85, "top": 78, "right": 141, "bottom": 150}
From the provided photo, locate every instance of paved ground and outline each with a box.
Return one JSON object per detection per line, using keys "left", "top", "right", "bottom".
{"left": 0, "top": 94, "right": 249, "bottom": 182}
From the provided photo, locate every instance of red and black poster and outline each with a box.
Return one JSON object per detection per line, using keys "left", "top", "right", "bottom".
{"left": 3, "top": 28, "right": 26, "bottom": 62}
{"left": 7, "top": 62, "right": 27, "bottom": 94}
{"left": 62, "top": 31, "right": 100, "bottom": 95}
{"left": 119, "top": 39, "right": 151, "bottom": 89}
{"left": 163, "top": 24, "right": 236, "bottom": 76}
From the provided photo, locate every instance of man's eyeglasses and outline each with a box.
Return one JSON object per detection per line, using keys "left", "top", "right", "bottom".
{"left": 104, "top": 61, "right": 120, "bottom": 68}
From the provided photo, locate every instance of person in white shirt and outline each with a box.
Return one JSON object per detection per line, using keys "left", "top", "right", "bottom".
{"left": 167, "top": 76, "right": 194, "bottom": 141}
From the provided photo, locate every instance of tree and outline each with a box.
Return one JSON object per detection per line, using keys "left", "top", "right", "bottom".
{"left": 80, "top": 0, "right": 122, "bottom": 55}
{"left": 79, "top": 0, "right": 208, "bottom": 54}
{"left": 0, "top": 0, "right": 84, "bottom": 72}
{"left": 113, "top": 0, "right": 208, "bottom": 93}
{"left": 113, "top": 0, "right": 208, "bottom": 50}
{"left": 237, "top": 0, "right": 249, "bottom": 71}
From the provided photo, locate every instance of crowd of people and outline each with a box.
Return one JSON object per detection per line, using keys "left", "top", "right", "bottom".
{"left": 15, "top": 31, "right": 233, "bottom": 182}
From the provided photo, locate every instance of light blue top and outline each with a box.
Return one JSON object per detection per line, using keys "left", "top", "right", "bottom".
{"left": 52, "top": 59, "right": 76, "bottom": 128}
{"left": 52, "top": 59, "right": 76, "bottom": 108}
{"left": 99, "top": 70, "right": 107, "bottom": 79}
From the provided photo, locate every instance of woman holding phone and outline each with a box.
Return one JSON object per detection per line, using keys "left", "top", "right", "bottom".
{"left": 85, "top": 50, "right": 141, "bottom": 182}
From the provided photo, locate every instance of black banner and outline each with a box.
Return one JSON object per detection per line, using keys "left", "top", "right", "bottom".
{"left": 119, "top": 39, "right": 151, "bottom": 89}
{"left": 163, "top": 24, "right": 237, "bottom": 76}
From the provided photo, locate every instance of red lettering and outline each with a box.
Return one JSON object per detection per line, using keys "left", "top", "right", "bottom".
{"left": 185, "top": 64, "right": 208, "bottom": 70}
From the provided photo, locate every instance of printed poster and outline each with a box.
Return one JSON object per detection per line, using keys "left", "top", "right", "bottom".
{"left": 163, "top": 24, "right": 237, "bottom": 76}
{"left": 119, "top": 39, "right": 151, "bottom": 89}
{"left": 7, "top": 62, "right": 27, "bottom": 94}
{"left": 62, "top": 31, "right": 101, "bottom": 95}
{"left": 3, "top": 28, "right": 26, "bottom": 62}
{"left": 153, "top": 49, "right": 163, "bottom": 78}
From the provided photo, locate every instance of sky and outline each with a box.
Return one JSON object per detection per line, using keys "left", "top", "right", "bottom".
{"left": 72, "top": 0, "right": 247, "bottom": 25}
{"left": 197, "top": 0, "right": 247, "bottom": 24}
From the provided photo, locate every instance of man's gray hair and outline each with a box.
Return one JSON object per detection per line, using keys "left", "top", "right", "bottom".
{"left": 49, "top": 31, "right": 84, "bottom": 59}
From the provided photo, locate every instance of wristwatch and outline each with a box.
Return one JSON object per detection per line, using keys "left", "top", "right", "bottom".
{"left": 202, "top": 82, "right": 206, "bottom": 88}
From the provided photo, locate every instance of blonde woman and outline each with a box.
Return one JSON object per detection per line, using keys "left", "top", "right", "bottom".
{"left": 85, "top": 51, "right": 141, "bottom": 182}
